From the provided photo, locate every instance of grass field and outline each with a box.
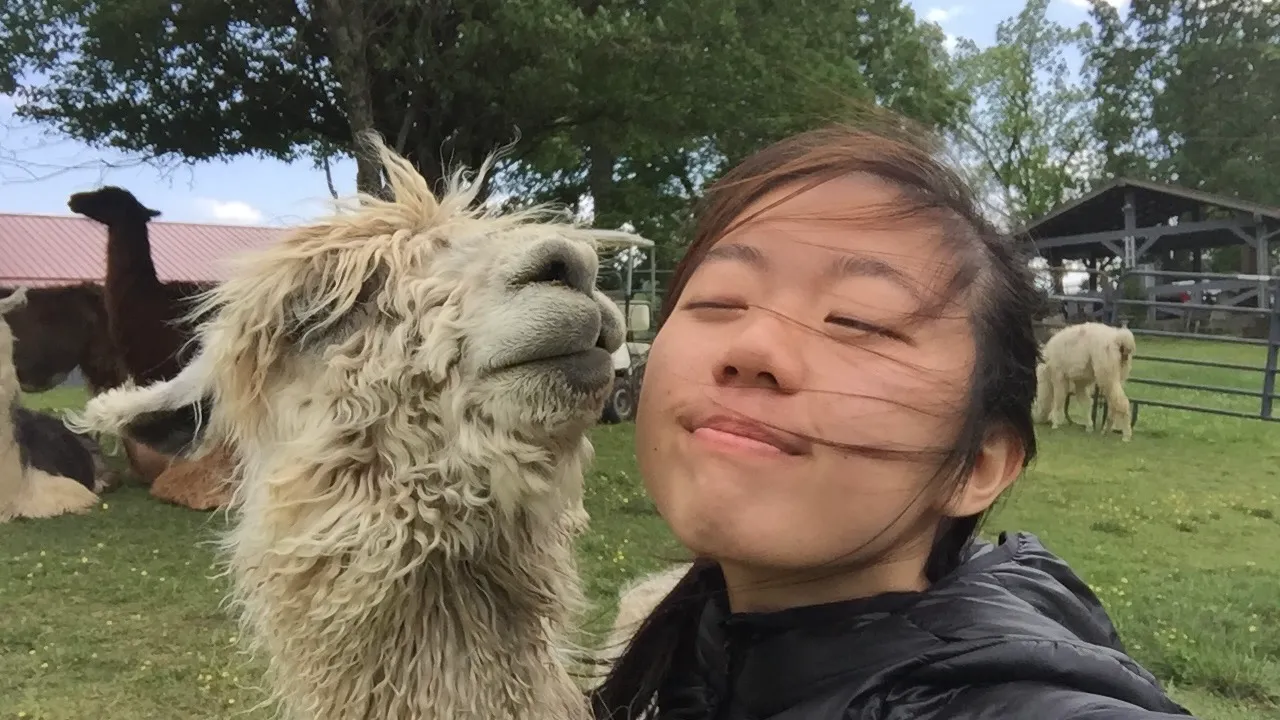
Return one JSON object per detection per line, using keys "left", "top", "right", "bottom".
{"left": 3, "top": 336, "right": 1278, "bottom": 719}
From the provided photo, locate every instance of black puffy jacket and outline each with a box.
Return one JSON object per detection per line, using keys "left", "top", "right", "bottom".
{"left": 658, "top": 532, "right": 1195, "bottom": 720}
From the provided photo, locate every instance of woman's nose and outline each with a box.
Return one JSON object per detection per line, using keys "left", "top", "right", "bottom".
{"left": 712, "top": 311, "right": 806, "bottom": 392}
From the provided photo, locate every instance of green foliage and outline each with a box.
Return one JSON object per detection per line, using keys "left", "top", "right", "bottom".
{"left": 1081, "top": 0, "right": 1280, "bottom": 275}
{"left": 1087, "top": 0, "right": 1280, "bottom": 205}
{"left": 494, "top": 0, "right": 967, "bottom": 252}
{"left": 948, "top": 0, "right": 1099, "bottom": 227}
{"left": 0, "top": 0, "right": 964, "bottom": 263}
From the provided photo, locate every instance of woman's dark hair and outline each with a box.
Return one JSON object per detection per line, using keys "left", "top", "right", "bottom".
{"left": 591, "top": 113, "right": 1042, "bottom": 720}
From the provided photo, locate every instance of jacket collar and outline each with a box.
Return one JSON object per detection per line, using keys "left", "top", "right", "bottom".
{"left": 682, "top": 534, "right": 1036, "bottom": 718}
{"left": 672, "top": 533, "right": 1183, "bottom": 719}
{"left": 694, "top": 581, "right": 928, "bottom": 718}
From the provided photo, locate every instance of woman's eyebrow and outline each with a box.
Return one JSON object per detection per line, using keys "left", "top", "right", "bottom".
{"left": 703, "top": 242, "right": 918, "bottom": 297}
{"left": 702, "top": 242, "right": 766, "bottom": 268}
{"left": 826, "top": 254, "right": 918, "bottom": 297}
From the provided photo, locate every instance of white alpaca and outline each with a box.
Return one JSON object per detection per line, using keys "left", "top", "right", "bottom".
{"left": 593, "top": 563, "right": 693, "bottom": 680}
{"left": 0, "top": 288, "right": 102, "bottom": 522}
{"left": 68, "top": 139, "right": 641, "bottom": 720}
{"left": 1032, "top": 322, "right": 1136, "bottom": 441}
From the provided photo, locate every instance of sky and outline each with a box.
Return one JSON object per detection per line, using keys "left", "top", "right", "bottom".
{"left": 0, "top": 0, "right": 1128, "bottom": 227}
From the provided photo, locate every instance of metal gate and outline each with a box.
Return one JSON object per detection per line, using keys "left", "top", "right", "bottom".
{"left": 1038, "top": 268, "right": 1279, "bottom": 426}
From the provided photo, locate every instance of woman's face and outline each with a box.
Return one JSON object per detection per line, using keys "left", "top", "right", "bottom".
{"left": 636, "top": 175, "right": 979, "bottom": 586}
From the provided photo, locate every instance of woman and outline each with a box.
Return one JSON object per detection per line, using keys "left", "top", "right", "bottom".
{"left": 590, "top": 120, "right": 1192, "bottom": 719}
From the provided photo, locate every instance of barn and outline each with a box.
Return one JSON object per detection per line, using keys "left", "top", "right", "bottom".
{"left": 0, "top": 211, "right": 283, "bottom": 388}
{"left": 0, "top": 212, "right": 283, "bottom": 288}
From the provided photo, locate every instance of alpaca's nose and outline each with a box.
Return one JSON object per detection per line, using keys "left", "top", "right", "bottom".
{"left": 509, "top": 238, "right": 598, "bottom": 296}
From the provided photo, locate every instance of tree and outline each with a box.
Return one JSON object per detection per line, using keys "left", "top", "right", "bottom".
{"left": 501, "top": 2, "right": 965, "bottom": 269}
{"left": 947, "top": 0, "right": 1099, "bottom": 229}
{"left": 1082, "top": 1, "right": 1159, "bottom": 181}
{"left": 0, "top": 0, "right": 965, "bottom": 225}
{"left": 1087, "top": 0, "right": 1280, "bottom": 271}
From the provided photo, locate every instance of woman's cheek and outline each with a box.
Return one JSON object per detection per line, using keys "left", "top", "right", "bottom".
{"left": 809, "top": 370, "right": 960, "bottom": 449}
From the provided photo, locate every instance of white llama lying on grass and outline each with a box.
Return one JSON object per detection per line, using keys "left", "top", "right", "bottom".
{"left": 1, "top": 288, "right": 116, "bottom": 522}
{"left": 68, "top": 139, "right": 638, "bottom": 720}
{"left": 1032, "top": 321, "right": 1137, "bottom": 441}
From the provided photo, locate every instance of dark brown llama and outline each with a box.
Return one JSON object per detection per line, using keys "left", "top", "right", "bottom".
{"left": 66, "top": 187, "right": 212, "bottom": 385}
{"left": 66, "top": 187, "right": 215, "bottom": 496}
{"left": 0, "top": 284, "right": 125, "bottom": 395}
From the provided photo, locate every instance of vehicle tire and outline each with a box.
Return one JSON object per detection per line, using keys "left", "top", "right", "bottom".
{"left": 602, "top": 378, "right": 636, "bottom": 424}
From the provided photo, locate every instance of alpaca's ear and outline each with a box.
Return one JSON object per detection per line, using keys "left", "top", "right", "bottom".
{"left": 146, "top": 208, "right": 162, "bottom": 219}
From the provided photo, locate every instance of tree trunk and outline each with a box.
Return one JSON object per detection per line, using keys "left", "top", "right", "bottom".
{"left": 318, "top": 0, "right": 386, "bottom": 197}
{"left": 587, "top": 143, "right": 618, "bottom": 228}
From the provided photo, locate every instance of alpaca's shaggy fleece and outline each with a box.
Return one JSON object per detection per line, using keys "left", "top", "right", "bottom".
{"left": 148, "top": 443, "right": 235, "bottom": 511}
{"left": 1, "top": 289, "right": 102, "bottom": 522}
{"left": 0, "top": 289, "right": 29, "bottom": 519}
{"left": 0, "top": 282, "right": 125, "bottom": 395}
{"left": 4, "top": 468, "right": 98, "bottom": 519}
{"left": 1032, "top": 321, "right": 1136, "bottom": 441}
{"left": 69, "top": 137, "right": 641, "bottom": 720}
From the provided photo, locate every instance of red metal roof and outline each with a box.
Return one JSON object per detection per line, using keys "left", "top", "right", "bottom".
{"left": 0, "top": 212, "right": 284, "bottom": 288}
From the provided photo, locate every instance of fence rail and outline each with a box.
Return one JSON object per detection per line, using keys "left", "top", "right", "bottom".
{"left": 1037, "top": 267, "right": 1280, "bottom": 426}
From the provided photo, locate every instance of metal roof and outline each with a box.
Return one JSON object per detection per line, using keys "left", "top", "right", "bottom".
{"left": 1018, "top": 177, "right": 1280, "bottom": 241}
{"left": 0, "top": 212, "right": 284, "bottom": 288}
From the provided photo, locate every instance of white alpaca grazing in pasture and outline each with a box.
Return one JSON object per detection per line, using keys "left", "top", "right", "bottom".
{"left": 68, "top": 139, "right": 641, "bottom": 720}
{"left": 1032, "top": 321, "right": 1136, "bottom": 441}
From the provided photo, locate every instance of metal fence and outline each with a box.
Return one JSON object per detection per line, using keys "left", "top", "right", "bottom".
{"left": 1038, "top": 268, "right": 1279, "bottom": 427}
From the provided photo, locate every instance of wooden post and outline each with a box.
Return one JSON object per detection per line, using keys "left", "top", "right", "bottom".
{"left": 1258, "top": 215, "right": 1271, "bottom": 311}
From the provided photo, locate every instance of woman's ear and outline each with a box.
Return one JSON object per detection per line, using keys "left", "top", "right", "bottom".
{"left": 943, "top": 428, "right": 1024, "bottom": 518}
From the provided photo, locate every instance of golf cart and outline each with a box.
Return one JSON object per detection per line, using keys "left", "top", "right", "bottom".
{"left": 596, "top": 234, "right": 657, "bottom": 424}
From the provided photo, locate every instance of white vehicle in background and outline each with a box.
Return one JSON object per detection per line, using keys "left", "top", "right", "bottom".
{"left": 597, "top": 234, "right": 658, "bottom": 424}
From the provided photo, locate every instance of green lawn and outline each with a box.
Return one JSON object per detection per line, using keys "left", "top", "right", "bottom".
{"left": 3, "top": 336, "right": 1278, "bottom": 719}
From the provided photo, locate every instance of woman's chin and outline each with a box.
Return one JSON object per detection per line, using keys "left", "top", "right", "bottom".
{"left": 663, "top": 498, "right": 792, "bottom": 565}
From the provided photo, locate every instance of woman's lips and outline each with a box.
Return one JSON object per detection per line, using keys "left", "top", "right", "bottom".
{"left": 686, "top": 413, "right": 810, "bottom": 456}
{"left": 692, "top": 426, "right": 792, "bottom": 456}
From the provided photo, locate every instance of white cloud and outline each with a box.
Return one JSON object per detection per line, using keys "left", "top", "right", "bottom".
{"left": 925, "top": 5, "right": 966, "bottom": 24}
{"left": 943, "top": 33, "right": 959, "bottom": 52}
{"left": 196, "top": 198, "right": 265, "bottom": 225}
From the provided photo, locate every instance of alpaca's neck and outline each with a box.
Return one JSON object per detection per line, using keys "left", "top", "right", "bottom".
{"left": 231, "top": 504, "right": 591, "bottom": 720}
{"left": 102, "top": 220, "right": 191, "bottom": 384}
{"left": 105, "top": 221, "right": 162, "bottom": 290}
{"left": 407, "top": 561, "right": 589, "bottom": 719}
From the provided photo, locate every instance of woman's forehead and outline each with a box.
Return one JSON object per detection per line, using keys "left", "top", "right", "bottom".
{"left": 714, "top": 176, "right": 957, "bottom": 283}
{"left": 746, "top": 173, "right": 905, "bottom": 214}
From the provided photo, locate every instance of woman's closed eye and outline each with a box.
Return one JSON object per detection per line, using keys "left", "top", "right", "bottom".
{"left": 684, "top": 298, "right": 909, "bottom": 343}
{"left": 683, "top": 299, "right": 748, "bottom": 313}
{"left": 826, "top": 314, "right": 910, "bottom": 343}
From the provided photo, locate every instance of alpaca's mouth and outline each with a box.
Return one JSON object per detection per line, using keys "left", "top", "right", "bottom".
{"left": 495, "top": 347, "right": 614, "bottom": 393}
{"left": 499, "top": 346, "right": 607, "bottom": 370}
